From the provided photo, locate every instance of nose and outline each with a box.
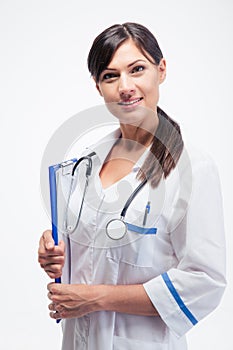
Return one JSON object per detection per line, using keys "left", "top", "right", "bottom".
{"left": 118, "top": 74, "right": 136, "bottom": 98}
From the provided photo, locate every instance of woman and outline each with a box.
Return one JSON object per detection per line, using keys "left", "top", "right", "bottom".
{"left": 38, "top": 22, "right": 226, "bottom": 350}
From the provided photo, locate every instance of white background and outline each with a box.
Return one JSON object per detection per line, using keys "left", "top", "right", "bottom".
{"left": 0, "top": 0, "right": 232, "bottom": 349}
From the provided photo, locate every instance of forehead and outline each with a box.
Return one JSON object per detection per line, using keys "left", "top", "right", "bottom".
{"left": 108, "top": 39, "right": 151, "bottom": 67}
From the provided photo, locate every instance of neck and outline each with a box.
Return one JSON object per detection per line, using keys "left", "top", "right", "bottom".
{"left": 119, "top": 111, "right": 159, "bottom": 150}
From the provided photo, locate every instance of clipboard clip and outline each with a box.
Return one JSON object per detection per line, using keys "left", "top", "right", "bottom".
{"left": 61, "top": 160, "right": 74, "bottom": 176}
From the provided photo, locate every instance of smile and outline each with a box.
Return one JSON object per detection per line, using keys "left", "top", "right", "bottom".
{"left": 118, "top": 97, "right": 143, "bottom": 106}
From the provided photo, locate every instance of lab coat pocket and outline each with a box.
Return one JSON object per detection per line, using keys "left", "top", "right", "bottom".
{"left": 113, "top": 335, "right": 167, "bottom": 350}
{"left": 106, "top": 235, "right": 157, "bottom": 285}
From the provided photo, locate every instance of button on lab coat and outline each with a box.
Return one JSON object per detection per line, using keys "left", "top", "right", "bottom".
{"left": 59, "top": 129, "right": 226, "bottom": 350}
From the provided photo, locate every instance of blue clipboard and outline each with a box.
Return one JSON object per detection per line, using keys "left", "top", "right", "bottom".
{"left": 48, "top": 159, "right": 77, "bottom": 284}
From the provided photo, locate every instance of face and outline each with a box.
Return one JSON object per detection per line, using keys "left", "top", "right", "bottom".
{"left": 95, "top": 39, "right": 166, "bottom": 125}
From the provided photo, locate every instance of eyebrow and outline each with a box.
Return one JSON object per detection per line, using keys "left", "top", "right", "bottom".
{"left": 105, "top": 59, "right": 147, "bottom": 71}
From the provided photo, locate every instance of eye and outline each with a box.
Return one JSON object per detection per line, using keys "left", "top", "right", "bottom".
{"left": 102, "top": 72, "right": 118, "bottom": 81}
{"left": 131, "top": 65, "right": 145, "bottom": 74}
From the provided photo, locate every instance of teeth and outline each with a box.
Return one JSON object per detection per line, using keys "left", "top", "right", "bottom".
{"left": 119, "top": 98, "right": 141, "bottom": 106}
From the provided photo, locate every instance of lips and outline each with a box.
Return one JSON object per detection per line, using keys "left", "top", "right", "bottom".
{"left": 118, "top": 97, "right": 143, "bottom": 106}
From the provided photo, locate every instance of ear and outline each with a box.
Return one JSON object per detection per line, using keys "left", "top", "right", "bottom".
{"left": 93, "top": 77, "right": 103, "bottom": 97}
{"left": 158, "top": 58, "right": 166, "bottom": 84}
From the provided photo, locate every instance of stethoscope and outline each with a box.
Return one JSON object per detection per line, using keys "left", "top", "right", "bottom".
{"left": 64, "top": 152, "right": 148, "bottom": 240}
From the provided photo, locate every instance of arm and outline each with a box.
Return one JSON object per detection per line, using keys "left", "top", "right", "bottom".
{"left": 143, "top": 156, "right": 227, "bottom": 337}
{"left": 47, "top": 282, "right": 158, "bottom": 320}
{"left": 99, "top": 284, "right": 158, "bottom": 316}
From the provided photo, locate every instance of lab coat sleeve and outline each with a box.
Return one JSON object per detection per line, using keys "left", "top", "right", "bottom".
{"left": 143, "top": 156, "right": 227, "bottom": 338}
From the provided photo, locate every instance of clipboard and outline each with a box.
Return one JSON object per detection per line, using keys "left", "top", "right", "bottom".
{"left": 48, "top": 158, "right": 77, "bottom": 284}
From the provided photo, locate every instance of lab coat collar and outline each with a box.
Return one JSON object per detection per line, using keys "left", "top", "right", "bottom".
{"left": 84, "top": 127, "right": 151, "bottom": 171}
{"left": 85, "top": 127, "right": 121, "bottom": 164}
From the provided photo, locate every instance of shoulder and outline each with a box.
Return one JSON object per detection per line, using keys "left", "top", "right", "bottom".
{"left": 167, "top": 143, "right": 221, "bottom": 205}
{"left": 175, "top": 143, "right": 222, "bottom": 204}
{"left": 178, "top": 142, "right": 219, "bottom": 176}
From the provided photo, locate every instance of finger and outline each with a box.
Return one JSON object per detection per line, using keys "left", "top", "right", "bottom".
{"left": 47, "top": 282, "right": 56, "bottom": 291}
{"left": 47, "top": 282, "right": 71, "bottom": 294}
{"left": 44, "top": 262, "right": 64, "bottom": 278}
{"left": 39, "top": 254, "right": 65, "bottom": 266}
{"left": 48, "top": 303, "right": 57, "bottom": 311}
{"left": 50, "top": 311, "right": 61, "bottom": 320}
{"left": 38, "top": 245, "right": 65, "bottom": 262}
{"left": 42, "top": 230, "right": 55, "bottom": 250}
{"left": 38, "top": 259, "right": 64, "bottom": 278}
{"left": 38, "top": 231, "right": 54, "bottom": 256}
{"left": 44, "top": 267, "right": 63, "bottom": 279}
{"left": 48, "top": 303, "right": 55, "bottom": 311}
{"left": 38, "top": 247, "right": 65, "bottom": 274}
{"left": 48, "top": 292, "right": 68, "bottom": 302}
{"left": 47, "top": 283, "right": 70, "bottom": 301}
{"left": 48, "top": 303, "right": 65, "bottom": 315}
{"left": 38, "top": 254, "right": 62, "bottom": 270}
{"left": 47, "top": 282, "right": 62, "bottom": 294}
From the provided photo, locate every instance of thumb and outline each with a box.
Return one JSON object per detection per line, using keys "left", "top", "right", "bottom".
{"left": 43, "top": 230, "right": 55, "bottom": 250}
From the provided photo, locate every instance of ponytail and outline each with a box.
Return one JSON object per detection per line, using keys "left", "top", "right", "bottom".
{"left": 137, "top": 107, "right": 184, "bottom": 188}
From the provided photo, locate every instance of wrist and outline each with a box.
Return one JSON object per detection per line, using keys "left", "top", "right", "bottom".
{"left": 91, "top": 284, "right": 128, "bottom": 312}
{"left": 90, "top": 284, "right": 158, "bottom": 316}
{"left": 90, "top": 284, "right": 109, "bottom": 312}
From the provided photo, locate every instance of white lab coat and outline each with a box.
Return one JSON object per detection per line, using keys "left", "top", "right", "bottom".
{"left": 59, "top": 129, "right": 226, "bottom": 350}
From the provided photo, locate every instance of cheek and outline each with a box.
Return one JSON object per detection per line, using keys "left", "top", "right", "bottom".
{"left": 144, "top": 82, "right": 160, "bottom": 99}
{"left": 99, "top": 86, "right": 116, "bottom": 102}
{"left": 141, "top": 72, "right": 160, "bottom": 95}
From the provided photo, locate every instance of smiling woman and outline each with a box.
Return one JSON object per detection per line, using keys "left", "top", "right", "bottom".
{"left": 88, "top": 23, "right": 182, "bottom": 189}
{"left": 38, "top": 22, "right": 226, "bottom": 350}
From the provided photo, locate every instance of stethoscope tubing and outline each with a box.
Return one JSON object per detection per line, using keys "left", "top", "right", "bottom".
{"left": 121, "top": 177, "right": 147, "bottom": 218}
{"left": 64, "top": 153, "right": 148, "bottom": 239}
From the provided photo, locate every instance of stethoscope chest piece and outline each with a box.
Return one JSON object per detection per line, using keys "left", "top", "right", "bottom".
{"left": 106, "top": 218, "right": 127, "bottom": 240}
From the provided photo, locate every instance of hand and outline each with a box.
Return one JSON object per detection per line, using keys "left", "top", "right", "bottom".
{"left": 47, "top": 283, "right": 99, "bottom": 320}
{"left": 38, "top": 230, "right": 65, "bottom": 279}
